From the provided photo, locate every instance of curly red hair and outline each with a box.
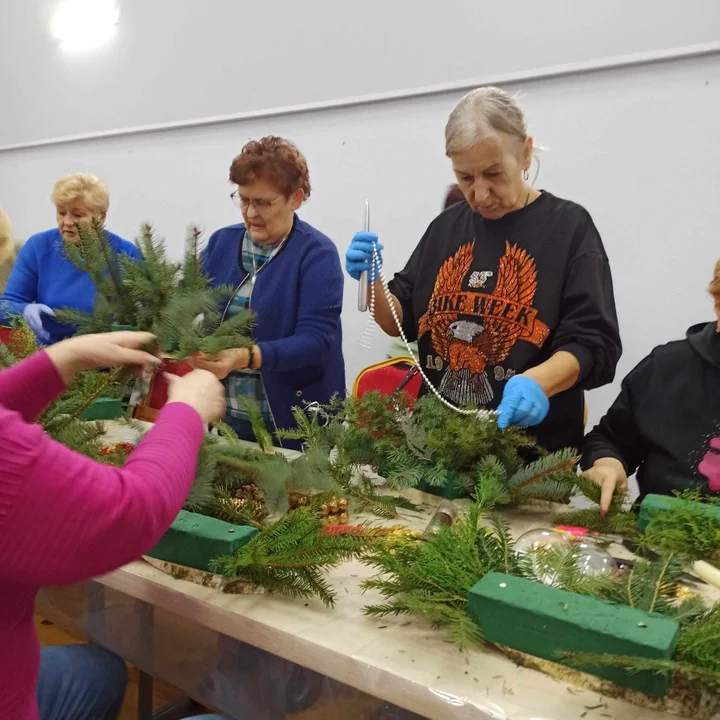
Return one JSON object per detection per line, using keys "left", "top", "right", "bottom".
{"left": 229, "top": 136, "right": 311, "bottom": 200}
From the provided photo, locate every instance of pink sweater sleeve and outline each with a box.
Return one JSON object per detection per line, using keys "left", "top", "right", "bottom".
{"left": 0, "top": 351, "right": 66, "bottom": 422}
{"left": 0, "top": 402, "right": 204, "bottom": 586}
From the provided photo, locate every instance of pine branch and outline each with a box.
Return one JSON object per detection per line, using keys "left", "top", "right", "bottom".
{"left": 68, "top": 371, "right": 119, "bottom": 420}
{"left": 643, "top": 501, "right": 720, "bottom": 564}
{"left": 561, "top": 652, "right": 720, "bottom": 695}
{"left": 676, "top": 604, "right": 720, "bottom": 672}
{"left": 336, "top": 475, "right": 416, "bottom": 519}
{"left": 552, "top": 507, "right": 639, "bottom": 535}
{"left": 506, "top": 449, "right": 578, "bottom": 496}
{"left": 236, "top": 397, "right": 274, "bottom": 452}
{"left": 209, "top": 508, "right": 370, "bottom": 606}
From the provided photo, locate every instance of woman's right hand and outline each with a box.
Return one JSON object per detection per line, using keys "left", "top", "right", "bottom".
{"left": 46, "top": 331, "right": 162, "bottom": 384}
{"left": 165, "top": 369, "right": 226, "bottom": 423}
{"left": 582, "top": 457, "right": 629, "bottom": 516}
{"left": 345, "top": 232, "right": 383, "bottom": 281}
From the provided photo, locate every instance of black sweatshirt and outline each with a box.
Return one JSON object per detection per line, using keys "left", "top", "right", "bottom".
{"left": 582, "top": 322, "right": 720, "bottom": 499}
{"left": 388, "top": 191, "right": 621, "bottom": 452}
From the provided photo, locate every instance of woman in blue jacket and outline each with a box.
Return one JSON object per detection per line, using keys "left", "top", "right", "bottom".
{"left": 194, "top": 137, "right": 346, "bottom": 447}
{"left": 0, "top": 174, "right": 140, "bottom": 345}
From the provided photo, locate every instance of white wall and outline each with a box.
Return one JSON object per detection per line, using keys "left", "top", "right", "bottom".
{"left": 2, "top": 0, "right": 719, "bottom": 147}
{"left": 1, "top": 54, "right": 719, "bottom": 431}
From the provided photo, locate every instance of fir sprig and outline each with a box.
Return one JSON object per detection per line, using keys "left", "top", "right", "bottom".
{"left": 552, "top": 507, "right": 639, "bottom": 535}
{"left": 362, "top": 504, "right": 509, "bottom": 650}
{"left": 561, "top": 652, "right": 720, "bottom": 697}
{"left": 643, "top": 502, "right": 720, "bottom": 564}
{"left": 209, "top": 507, "right": 370, "bottom": 606}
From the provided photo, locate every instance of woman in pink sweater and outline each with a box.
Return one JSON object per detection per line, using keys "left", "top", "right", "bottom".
{"left": 0, "top": 331, "right": 226, "bottom": 720}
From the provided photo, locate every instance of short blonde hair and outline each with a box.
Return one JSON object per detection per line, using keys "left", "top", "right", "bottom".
{"left": 0, "top": 208, "right": 14, "bottom": 265}
{"left": 51, "top": 173, "right": 110, "bottom": 216}
{"left": 445, "top": 86, "right": 528, "bottom": 157}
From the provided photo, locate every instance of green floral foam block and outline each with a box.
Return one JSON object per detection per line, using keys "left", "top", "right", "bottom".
{"left": 80, "top": 397, "right": 123, "bottom": 421}
{"left": 147, "top": 510, "right": 258, "bottom": 572}
{"left": 468, "top": 572, "right": 679, "bottom": 697}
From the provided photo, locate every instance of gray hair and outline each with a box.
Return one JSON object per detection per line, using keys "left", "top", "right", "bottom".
{"left": 445, "top": 87, "right": 528, "bottom": 157}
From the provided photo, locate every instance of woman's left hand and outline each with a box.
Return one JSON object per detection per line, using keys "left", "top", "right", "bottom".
{"left": 190, "top": 348, "right": 250, "bottom": 380}
{"left": 46, "top": 331, "right": 162, "bottom": 385}
{"left": 496, "top": 375, "right": 549, "bottom": 429}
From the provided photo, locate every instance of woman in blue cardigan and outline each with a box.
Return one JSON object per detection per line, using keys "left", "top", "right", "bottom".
{"left": 0, "top": 174, "right": 140, "bottom": 345}
{"left": 195, "top": 137, "right": 346, "bottom": 446}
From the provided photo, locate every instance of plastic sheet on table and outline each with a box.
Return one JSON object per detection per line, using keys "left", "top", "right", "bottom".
{"left": 37, "top": 583, "right": 425, "bottom": 719}
{"left": 36, "top": 580, "right": 691, "bottom": 720}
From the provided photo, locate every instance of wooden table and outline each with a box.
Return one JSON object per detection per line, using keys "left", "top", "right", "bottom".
{"left": 38, "top": 422, "right": 719, "bottom": 719}
{"left": 37, "top": 488, "right": 720, "bottom": 720}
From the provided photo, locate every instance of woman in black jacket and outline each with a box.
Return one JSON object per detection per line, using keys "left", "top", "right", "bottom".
{"left": 583, "top": 259, "right": 720, "bottom": 513}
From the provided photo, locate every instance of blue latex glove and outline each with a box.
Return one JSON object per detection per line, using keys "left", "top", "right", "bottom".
{"left": 23, "top": 303, "right": 55, "bottom": 344}
{"left": 345, "top": 232, "right": 384, "bottom": 282}
{"left": 496, "top": 375, "right": 549, "bottom": 429}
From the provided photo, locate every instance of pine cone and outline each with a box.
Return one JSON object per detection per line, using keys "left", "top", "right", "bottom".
{"left": 234, "top": 484, "right": 269, "bottom": 520}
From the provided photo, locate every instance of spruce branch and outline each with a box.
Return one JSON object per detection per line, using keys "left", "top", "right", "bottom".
{"left": 561, "top": 652, "right": 720, "bottom": 696}
{"left": 209, "top": 507, "right": 370, "bottom": 606}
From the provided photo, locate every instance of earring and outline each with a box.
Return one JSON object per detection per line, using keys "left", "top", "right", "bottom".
{"left": 523, "top": 169, "right": 529, "bottom": 182}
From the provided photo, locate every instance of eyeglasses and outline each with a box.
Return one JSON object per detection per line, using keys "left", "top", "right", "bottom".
{"left": 230, "top": 191, "right": 283, "bottom": 212}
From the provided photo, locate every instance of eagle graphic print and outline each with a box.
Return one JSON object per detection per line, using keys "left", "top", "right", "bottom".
{"left": 418, "top": 240, "right": 549, "bottom": 406}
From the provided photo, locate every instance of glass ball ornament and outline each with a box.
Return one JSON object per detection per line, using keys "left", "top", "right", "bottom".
{"left": 515, "top": 528, "right": 572, "bottom": 555}
{"left": 574, "top": 541, "right": 617, "bottom": 577}
{"left": 514, "top": 528, "right": 572, "bottom": 586}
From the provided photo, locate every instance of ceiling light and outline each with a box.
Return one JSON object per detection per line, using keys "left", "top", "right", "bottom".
{"left": 51, "top": 0, "right": 119, "bottom": 54}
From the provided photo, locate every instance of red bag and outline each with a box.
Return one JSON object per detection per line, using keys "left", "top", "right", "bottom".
{"left": 352, "top": 357, "right": 422, "bottom": 403}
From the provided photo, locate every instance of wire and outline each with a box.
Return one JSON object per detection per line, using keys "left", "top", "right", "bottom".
{"left": 361, "top": 242, "right": 495, "bottom": 420}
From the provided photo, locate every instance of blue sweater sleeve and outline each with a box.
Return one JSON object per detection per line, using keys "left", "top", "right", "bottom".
{"left": 0, "top": 240, "right": 39, "bottom": 321}
{"left": 258, "top": 242, "right": 344, "bottom": 373}
{"left": 120, "top": 239, "right": 142, "bottom": 260}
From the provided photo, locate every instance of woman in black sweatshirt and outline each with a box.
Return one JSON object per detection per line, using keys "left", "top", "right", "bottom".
{"left": 346, "top": 87, "right": 622, "bottom": 452}
{"left": 583, "top": 260, "right": 720, "bottom": 513}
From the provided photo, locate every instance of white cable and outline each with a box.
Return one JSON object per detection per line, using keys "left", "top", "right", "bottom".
{"left": 362, "top": 242, "right": 495, "bottom": 420}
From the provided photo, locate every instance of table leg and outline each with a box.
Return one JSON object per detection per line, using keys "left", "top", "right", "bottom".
{"left": 138, "top": 670, "right": 154, "bottom": 720}
{"left": 86, "top": 582, "right": 106, "bottom": 645}
{"left": 136, "top": 599, "right": 155, "bottom": 671}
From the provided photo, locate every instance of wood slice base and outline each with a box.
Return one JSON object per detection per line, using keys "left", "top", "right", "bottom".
{"left": 499, "top": 646, "right": 720, "bottom": 719}
{"left": 142, "top": 556, "right": 264, "bottom": 595}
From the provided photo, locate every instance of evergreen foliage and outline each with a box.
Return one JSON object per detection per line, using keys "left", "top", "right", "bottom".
{"left": 283, "top": 392, "right": 581, "bottom": 505}
{"left": 676, "top": 604, "right": 720, "bottom": 673}
{"left": 643, "top": 502, "right": 720, "bottom": 565}
{"left": 0, "top": 319, "right": 133, "bottom": 462}
{"left": 209, "top": 507, "right": 371, "bottom": 607}
{"left": 561, "top": 653, "right": 720, "bottom": 698}
{"left": 359, "top": 483, "right": 720, "bottom": 697}
{"left": 53, "top": 221, "right": 253, "bottom": 359}
{"left": 552, "top": 507, "right": 639, "bottom": 535}
{"left": 186, "top": 419, "right": 339, "bottom": 522}
{"left": 54, "top": 219, "right": 137, "bottom": 332}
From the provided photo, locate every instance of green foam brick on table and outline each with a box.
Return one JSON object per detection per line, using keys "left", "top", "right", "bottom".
{"left": 468, "top": 572, "right": 679, "bottom": 697}
{"left": 416, "top": 470, "right": 467, "bottom": 500}
{"left": 80, "top": 397, "right": 124, "bottom": 421}
{"left": 638, "top": 493, "right": 720, "bottom": 533}
{"left": 147, "top": 510, "right": 258, "bottom": 572}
